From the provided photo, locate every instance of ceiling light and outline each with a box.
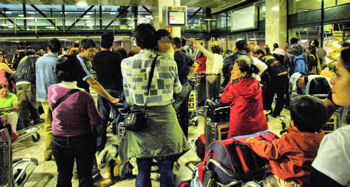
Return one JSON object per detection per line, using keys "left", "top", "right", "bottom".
{"left": 18, "top": 14, "right": 24, "bottom": 17}
{"left": 77, "top": 1, "right": 88, "bottom": 6}
{"left": 262, "top": 7, "right": 266, "bottom": 12}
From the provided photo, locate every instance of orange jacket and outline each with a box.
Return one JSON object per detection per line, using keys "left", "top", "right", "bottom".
{"left": 246, "top": 127, "right": 324, "bottom": 185}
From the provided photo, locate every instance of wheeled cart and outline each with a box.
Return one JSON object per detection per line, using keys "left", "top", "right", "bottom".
{"left": 0, "top": 128, "right": 38, "bottom": 187}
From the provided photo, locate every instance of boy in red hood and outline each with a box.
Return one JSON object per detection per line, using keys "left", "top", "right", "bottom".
{"left": 246, "top": 95, "right": 328, "bottom": 186}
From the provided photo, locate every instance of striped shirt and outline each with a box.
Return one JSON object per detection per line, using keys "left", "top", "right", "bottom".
{"left": 121, "top": 49, "right": 182, "bottom": 106}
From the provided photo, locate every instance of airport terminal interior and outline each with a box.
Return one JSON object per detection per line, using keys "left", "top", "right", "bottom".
{"left": 0, "top": 0, "right": 350, "bottom": 187}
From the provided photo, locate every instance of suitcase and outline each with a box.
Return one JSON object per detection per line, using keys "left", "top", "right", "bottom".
{"left": 204, "top": 99, "right": 230, "bottom": 149}
{"left": 205, "top": 99, "right": 230, "bottom": 123}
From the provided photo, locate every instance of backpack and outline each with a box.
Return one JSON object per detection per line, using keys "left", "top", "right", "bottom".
{"left": 305, "top": 76, "right": 331, "bottom": 98}
{"left": 309, "top": 54, "right": 322, "bottom": 74}
{"left": 292, "top": 54, "right": 307, "bottom": 74}
{"left": 198, "top": 131, "right": 279, "bottom": 186}
{"left": 262, "top": 56, "right": 287, "bottom": 78}
{"left": 14, "top": 55, "right": 38, "bottom": 84}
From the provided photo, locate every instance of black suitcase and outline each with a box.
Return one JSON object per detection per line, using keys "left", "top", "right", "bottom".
{"left": 204, "top": 99, "right": 230, "bottom": 149}
{"left": 205, "top": 99, "right": 230, "bottom": 122}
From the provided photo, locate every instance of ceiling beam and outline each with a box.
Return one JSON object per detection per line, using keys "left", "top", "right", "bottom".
{"left": 30, "top": 4, "right": 62, "bottom": 31}
{"left": 66, "top": 5, "right": 94, "bottom": 31}
{"left": 188, "top": 8, "right": 202, "bottom": 19}
{"left": 0, "top": 10, "right": 21, "bottom": 29}
{"left": 103, "top": 6, "right": 129, "bottom": 31}
{"left": 142, "top": 6, "right": 152, "bottom": 14}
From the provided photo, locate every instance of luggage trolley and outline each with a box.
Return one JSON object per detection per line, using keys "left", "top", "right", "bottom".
{"left": 188, "top": 74, "right": 201, "bottom": 126}
{"left": 0, "top": 128, "right": 38, "bottom": 187}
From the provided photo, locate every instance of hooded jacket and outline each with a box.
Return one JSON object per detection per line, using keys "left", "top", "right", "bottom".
{"left": 221, "top": 77, "right": 268, "bottom": 138}
{"left": 283, "top": 44, "right": 305, "bottom": 68}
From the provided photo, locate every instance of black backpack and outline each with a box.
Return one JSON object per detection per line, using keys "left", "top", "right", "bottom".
{"left": 14, "top": 55, "right": 38, "bottom": 84}
{"left": 262, "top": 56, "right": 287, "bottom": 78}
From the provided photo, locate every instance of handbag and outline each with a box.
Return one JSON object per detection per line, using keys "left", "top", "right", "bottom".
{"left": 123, "top": 55, "right": 159, "bottom": 131}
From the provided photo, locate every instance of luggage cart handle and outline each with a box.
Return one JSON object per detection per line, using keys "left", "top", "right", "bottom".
{"left": 206, "top": 159, "right": 242, "bottom": 184}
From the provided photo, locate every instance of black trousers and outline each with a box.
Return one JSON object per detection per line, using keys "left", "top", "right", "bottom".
{"left": 173, "top": 94, "right": 189, "bottom": 138}
{"left": 52, "top": 135, "right": 96, "bottom": 187}
{"left": 264, "top": 75, "right": 289, "bottom": 117}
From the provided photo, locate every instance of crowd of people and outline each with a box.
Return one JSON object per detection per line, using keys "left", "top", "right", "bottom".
{"left": 0, "top": 22, "right": 349, "bottom": 187}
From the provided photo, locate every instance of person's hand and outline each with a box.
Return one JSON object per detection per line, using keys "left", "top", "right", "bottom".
{"left": 110, "top": 98, "right": 120, "bottom": 104}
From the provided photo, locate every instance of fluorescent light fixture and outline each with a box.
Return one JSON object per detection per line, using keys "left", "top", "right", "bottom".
{"left": 262, "top": 7, "right": 266, "bottom": 12}
{"left": 110, "top": 12, "right": 117, "bottom": 14}
{"left": 2, "top": 24, "right": 7, "bottom": 26}
{"left": 77, "top": 1, "right": 88, "bottom": 6}
{"left": 18, "top": 14, "right": 24, "bottom": 17}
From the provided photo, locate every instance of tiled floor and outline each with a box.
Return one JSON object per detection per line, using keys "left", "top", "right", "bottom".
{"left": 11, "top": 106, "right": 290, "bottom": 187}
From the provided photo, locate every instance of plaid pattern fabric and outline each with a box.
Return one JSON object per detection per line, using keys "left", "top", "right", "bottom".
{"left": 121, "top": 49, "right": 182, "bottom": 106}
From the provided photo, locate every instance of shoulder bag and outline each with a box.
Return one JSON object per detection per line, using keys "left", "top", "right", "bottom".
{"left": 124, "top": 55, "right": 158, "bottom": 131}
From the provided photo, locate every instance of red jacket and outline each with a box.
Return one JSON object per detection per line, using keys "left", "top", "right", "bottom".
{"left": 221, "top": 77, "right": 267, "bottom": 138}
{"left": 246, "top": 128, "right": 324, "bottom": 185}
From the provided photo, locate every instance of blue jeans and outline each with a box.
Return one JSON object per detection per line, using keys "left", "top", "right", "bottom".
{"left": 52, "top": 135, "right": 96, "bottom": 187}
{"left": 96, "top": 89, "right": 121, "bottom": 152}
{"left": 136, "top": 157, "right": 176, "bottom": 187}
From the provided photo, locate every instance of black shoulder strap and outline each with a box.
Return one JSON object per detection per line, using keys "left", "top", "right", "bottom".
{"left": 52, "top": 89, "right": 80, "bottom": 111}
{"left": 146, "top": 55, "right": 158, "bottom": 97}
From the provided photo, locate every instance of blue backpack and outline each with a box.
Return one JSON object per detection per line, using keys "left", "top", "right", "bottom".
{"left": 293, "top": 54, "right": 307, "bottom": 74}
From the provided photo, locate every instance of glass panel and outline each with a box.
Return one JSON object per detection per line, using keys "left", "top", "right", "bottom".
{"left": 325, "top": 0, "right": 336, "bottom": 8}
{"left": 289, "top": 0, "right": 322, "bottom": 14}
{"left": 337, "top": 0, "right": 350, "bottom": 5}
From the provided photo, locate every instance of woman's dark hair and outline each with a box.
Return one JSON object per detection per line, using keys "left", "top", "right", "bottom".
{"left": 235, "top": 58, "right": 259, "bottom": 77}
{"left": 312, "top": 39, "right": 320, "bottom": 47}
{"left": 56, "top": 55, "right": 82, "bottom": 82}
{"left": 290, "top": 95, "right": 328, "bottom": 132}
{"left": 308, "top": 46, "right": 316, "bottom": 55}
{"left": 273, "top": 43, "right": 278, "bottom": 50}
{"left": 172, "top": 37, "right": 182, "bottom": 49}
{"left": 79, "top": 39, "right": 96, "bottom": 50}
{"left": 48, "top": 38, "right": 61, "bottom": 53}
{"left": 0, "top": 83, "right": 8, "bottom": 89}
{"left": 235, "top": 40, "right": 250, "bottom": 52}
{"left": 115, "top": 47, "right": 128, "bottom": 60}
{"left": 341, "top": 47, "right": 350, "bottom": 72}
{"left": 155, "top": 29, "right": 172, "bottom": 41}
{"left": 133, "top": 23, "right": 156, "bottom": 50}
{"left": 181, "top": 38, "right": 186, "bottom": 47}
{"left": 290, "top": 37, "right": 299, "bottom": 45}
{"left": 101, "top": 32, "right": 114, "bottom": 49}
{"left": 211, "top": 45, "right": 222, "bottom": 54}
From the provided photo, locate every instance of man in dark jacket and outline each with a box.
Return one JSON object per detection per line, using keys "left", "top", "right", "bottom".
{"left": 255, "top": 49, "right": 289, "bottom": 118}
{"left": 222, "top": 40, "right": 253, "bottom": 87}
{"left": 15, "top": 54, "right": 42, "bottom": 130}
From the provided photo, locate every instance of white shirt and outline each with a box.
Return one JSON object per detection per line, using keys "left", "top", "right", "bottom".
{"left": 212, "top": 54, "right": 224, "bottom": 74}
{"left": 312, "top": 125, "right": 350, "bottom": 186}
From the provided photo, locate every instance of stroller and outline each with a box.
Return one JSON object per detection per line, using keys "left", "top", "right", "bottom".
{"left": 289, "top": 75, "right": 347, "bottom": 133}
{"left": 0, "top": 124, "right": 38, "bottom": 187}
